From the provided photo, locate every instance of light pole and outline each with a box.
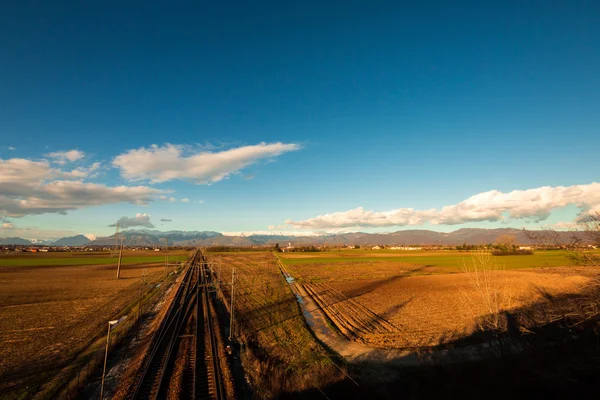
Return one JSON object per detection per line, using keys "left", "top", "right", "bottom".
{"left": 100, "top": 316, "right": 127, "bottom": 400}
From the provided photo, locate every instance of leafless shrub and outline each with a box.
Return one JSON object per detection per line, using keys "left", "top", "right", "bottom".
{"left": 459, "top": 251, "right": 514, "bottom": 333}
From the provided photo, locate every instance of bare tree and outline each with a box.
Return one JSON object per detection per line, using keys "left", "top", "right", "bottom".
{"left": 496, "top": 234, "right": 516, "bottom": 249}
{"left": 494, "top": 234, "right": 517, "bottom": 254}
{"left": 524, "top": 212, "right": 600, "bottom": 268}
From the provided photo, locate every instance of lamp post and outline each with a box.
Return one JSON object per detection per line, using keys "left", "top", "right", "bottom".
{"left": 100, "top": 316, "right": 127, "bottom": 399}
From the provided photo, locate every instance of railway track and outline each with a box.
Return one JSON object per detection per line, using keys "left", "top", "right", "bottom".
{"left": 130, "top": 249, "right": 226, "bottom": 400}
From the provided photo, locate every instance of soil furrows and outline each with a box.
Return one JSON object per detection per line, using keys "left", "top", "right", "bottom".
{"left": 304, "top": 282, "right": 413, "bottom": 348}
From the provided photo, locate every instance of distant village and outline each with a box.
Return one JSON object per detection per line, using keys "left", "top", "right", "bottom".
{"left": 1, "top": 242, "right": 595, "bottom": 254}
{"left": 0, "top": 245, "right": 176, "bottom": 253}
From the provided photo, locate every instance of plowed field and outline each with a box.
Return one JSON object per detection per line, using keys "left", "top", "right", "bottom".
{"left": 283, "top": 251, "right": 593, "bottom": 349}
{"left": 0, "top": 258, "right": 172, "bottom": 397}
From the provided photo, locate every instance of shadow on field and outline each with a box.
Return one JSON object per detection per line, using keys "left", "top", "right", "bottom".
{"left": 278, "top": 377, "right": 379, "bottom": 400}
{"left": 382, "top": 297, "right": 414, "bottom": 320}
{"left": 343, "top": 266, "right": 427, "bottom": 300}
{"left": 336, "top": 280, "right": 600, "bottom": 400}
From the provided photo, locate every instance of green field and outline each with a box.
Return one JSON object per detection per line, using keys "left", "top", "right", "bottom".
{"left": 279, "top": 250, "right": 578, "bottom": 271}
{"left": 0, "top": 251, "right": 189, "bottom": 267}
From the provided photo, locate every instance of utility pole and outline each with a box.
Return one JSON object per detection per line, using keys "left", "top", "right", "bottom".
{"left": 111, "top": 222, "right": 120, "bottom": 257}
{"left": 229, "top": 267, "right": 236, "bottom": 341}
{"left": 116, "top": 236, "right": 124, "bottom": 279}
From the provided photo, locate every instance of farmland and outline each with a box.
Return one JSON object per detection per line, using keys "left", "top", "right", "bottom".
{"left": 0, "top": 250, "right": 187, "bottom": 398}
{"left": 0, "top": 250, "right": 188, "bottom": 268}
{"left": 280, "top": 249, "right": 575, "bottom": 272}
{"left": 2, "top": 248, "right": 598, "bottom": 398}
{"left": 208, "top": 252, "right": 345, "bottom": 398}
{"left": 279, "top": 250, "right": 594, "bottom": 348}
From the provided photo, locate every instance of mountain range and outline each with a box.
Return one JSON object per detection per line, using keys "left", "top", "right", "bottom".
{"left": 0, "top": 228, "right": 590, "bottom": 246}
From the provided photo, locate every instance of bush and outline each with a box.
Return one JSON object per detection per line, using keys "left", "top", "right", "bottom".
{"left": 492, "top": 249, "right": 534, "bottom": 256}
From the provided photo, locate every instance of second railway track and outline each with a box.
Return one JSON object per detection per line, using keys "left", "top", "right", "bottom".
{"left": 130, "top": 249, "right": 227, "bottom": 400}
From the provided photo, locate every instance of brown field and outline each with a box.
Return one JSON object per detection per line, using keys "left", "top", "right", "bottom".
{"left": 209, "top": 252, "right": 343, "bottom": 397}
{"left": 0, "top": 254, "right": 184, "bottom": 398}
{"left": 284, "top": 253, "right": 595, "bottom": 349}
{"left": 329, "top": 268, "right": 590, "bottom": 347}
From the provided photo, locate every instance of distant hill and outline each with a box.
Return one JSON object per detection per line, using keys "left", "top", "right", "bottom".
{"left": 43, "top": 227, "right": 591, "bottom": 248}
{"left": 53, "top": 235, "right": 92, "bottom": 246}
{"left": 89, "top": 230, "right": 223, "bottom": 247}
{"left": 0, "top": 237, "right": 32, "bottom": 245}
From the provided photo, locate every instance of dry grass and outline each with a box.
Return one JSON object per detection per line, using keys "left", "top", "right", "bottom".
{"left": 209, "top": 252, "right": 343, "bottom": 398}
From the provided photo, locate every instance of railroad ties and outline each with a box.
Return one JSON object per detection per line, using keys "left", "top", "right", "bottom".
{"left": 130, "top": 249, "right": 226, "bottom": 400}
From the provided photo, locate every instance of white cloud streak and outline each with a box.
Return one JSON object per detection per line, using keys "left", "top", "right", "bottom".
{"left": 113, "top": 142, "right": 300, "bottom": 184}
{"left": 286, "top": 183, "right": 600, "bottom": 229}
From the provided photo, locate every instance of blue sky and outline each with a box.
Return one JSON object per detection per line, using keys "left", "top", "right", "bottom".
{"left": 1, "top": 1, "right": 599, "bottom": 239}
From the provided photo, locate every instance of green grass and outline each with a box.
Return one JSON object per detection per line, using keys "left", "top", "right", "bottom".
{"left": 0, "top": 255, "right": 184, "bottom": 267}
{"left": 280, "top": 250, "right": 576, "bottom": 271}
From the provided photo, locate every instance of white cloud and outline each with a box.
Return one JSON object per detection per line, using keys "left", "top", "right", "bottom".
{"left": 0, "top": 157, "right": 164, "bottom": 217}
{"left": 8, "top": 146, "right": 16, "bottom": 151}
{"left": 113, "top": 142, "right": 300, "bottom": 184}
{"left": 181, "top": 198, "right": 190, "bottom": 203}
{"left": 84, "top": 233, "right": 97, "bottom": 241}
{"left": 59, "top": 162, "right": 102, "bottom": 179}
{"left": 47, "top": 150, "right": 85, "bottom": 165}
{"left": 109, "top": 213, "right": 154, "bottom": 229}
{"left": 286, "top": 182, "right": 600, "bottom": 229}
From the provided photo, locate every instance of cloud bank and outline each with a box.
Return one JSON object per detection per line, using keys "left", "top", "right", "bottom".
{"left": 113, "top": 142, "right": 300, "bottom": 184}
{"left": 0, "top": 158, "right": 164, "bottom": 217}
{"left": 286, "top": 183, "right": 600, "bottom": 229}
{"left": 109, "top": 213, "right": 155, "bottom": 229}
